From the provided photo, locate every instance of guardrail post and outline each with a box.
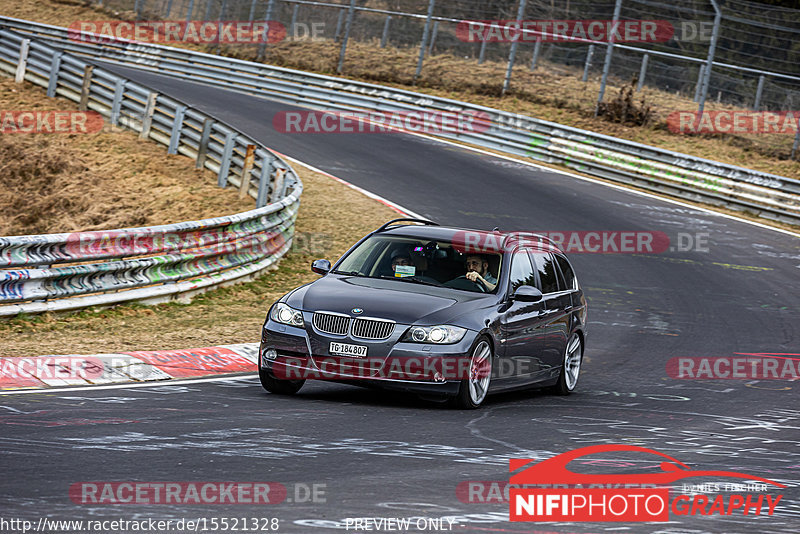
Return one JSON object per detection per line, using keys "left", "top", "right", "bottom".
{"left": 752, "top": 75, "right": 765, "bottom": 111}
{"left": 257, "top": 155, "right": 272, "bottom": 207}
{"left": 248, "top": 0, "right": 258, "bottom": 22}
{"left": 46, "top": 51, "right": 64, "bottom": 97}
{"left": 428, "top": 20, "right": 439, "bottom": 56}
{"left": 594, "top": 0, "right": 622, "bottom": 116}
{"left": 290, "top": 5, "right": 299, "bottom": 40}
{"left": 256, "top": 0, "right": 276, "bottom": 61}
{"left": 792, "top": 118, "right": 800, "bottom": 160}
{"left": 414, "top": 0, "right": 435, "bottom": 82}
{"left": 196, "top": 118, "right": 213, "bottom": 168}
{"left": 216, "top": 0, "right": 229, "bottom": 54}
{"left": 218, "top": 131, "right": 236, "bottom": 187}
{"left": 15, "top": 39, "right": 30, "bottom": 84}
{"left": 185, "top": 0, "right": 195, "bottom": 22}
{"left": 530, "top": 38, "right": 541, "bottom": 70}
{"left": 337, "top": 0, "right": 357, "bottom": 74}
{"left": 110, "top": 79, "right": 125, "bottom": 126}
{"left": 165, "top": 0, "right": 174, "bottom": 17}
{"left": 380, "top": 16, "right": 391, "bottom": 48}
{"left": 478, "top": 24, "right": 488, "bottom": 64}
{"left": 334, "top": 10, "right": 345, "bottom": 41}
{"left": 693, "top": 64, "right": 706, "bottom": 103}
{"left": 637, "top": 53, "right": 649, "bottom": 91}
{"left": 79, "top": 65, "right": 94, "bottom": 111}
{"left": 581, "top": 44, "right": 594, "bottom": 82}
{"left": 168, "top": 105, "right": 187, "bottom": 154}
{"left": 240, "top": 144, "right": 257, "bottom": 198}
{"left": 140, "top": 92, "right": 157, "bottom": 139}
{"left": 134, "top": 0, "right": 144, "bottom": 19}
{"left": 501, "top": 0, "right": 527, "bottom": 96}
{"left": 697, "top": 0, "right": 722, "bottom": 117}
{"left": 272, "top": 168, "right": 287, "bottom": 202}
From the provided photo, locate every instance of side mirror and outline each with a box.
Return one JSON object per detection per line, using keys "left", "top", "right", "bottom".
{"left": 311, "top": 259, "right": 331, "bottom": 275}
{"left": 512, "top": 286, "right": 543, "bottom": 302}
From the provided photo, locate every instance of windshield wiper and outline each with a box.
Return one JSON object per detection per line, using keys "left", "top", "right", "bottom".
{"left": 332, "top": 270, "right": 364, "bottom": 276}
{"left": 379, "top": 275, "right": 441, "bottom": 287}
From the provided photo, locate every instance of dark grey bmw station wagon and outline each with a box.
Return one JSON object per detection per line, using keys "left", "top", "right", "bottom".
{"left": 259, "top": 219, "right": 587, "bottom": 408}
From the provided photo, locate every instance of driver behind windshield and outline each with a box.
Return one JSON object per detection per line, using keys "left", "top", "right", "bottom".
{"left": 464, "top": 254, "right": 497, "bottom": 291}
{"left": 390, "top": 250, "right": 415, "bottom": 277}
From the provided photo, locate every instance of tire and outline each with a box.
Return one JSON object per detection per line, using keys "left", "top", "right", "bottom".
{"left": 552, "top": 332, "right": 582, "bottom": 396}
{"left": 259, "top": 366, "right": 305, "bottom": 395}
{"left": 453, "top": 337, "right": 493, "bottom": 409}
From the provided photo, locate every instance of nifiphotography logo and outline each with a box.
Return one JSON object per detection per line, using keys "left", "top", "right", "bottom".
{"left": 509, "top": 444, "right": 785, "bottom": 522}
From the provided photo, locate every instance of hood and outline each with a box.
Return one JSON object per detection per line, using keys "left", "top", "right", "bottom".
{"left": 285, "top": 274, "right": 493, "bottom": 326}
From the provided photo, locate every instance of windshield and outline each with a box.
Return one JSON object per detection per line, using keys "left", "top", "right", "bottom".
{"left": 333, "top": 235, "right": 502, "bottom": 294}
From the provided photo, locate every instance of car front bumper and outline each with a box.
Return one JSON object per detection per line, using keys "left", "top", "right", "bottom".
{"left": 259, "top": 319, "right": 478, "bottom": 397}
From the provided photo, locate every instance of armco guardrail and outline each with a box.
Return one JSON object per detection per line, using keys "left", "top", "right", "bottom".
{"left": 2, "top": 16, "right": 798, "bottom": 226}
{"left": 0, "top": 29, "right": 302, "bottom": 316}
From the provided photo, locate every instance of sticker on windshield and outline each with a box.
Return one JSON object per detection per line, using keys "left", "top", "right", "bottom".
{"left": 394, "top": 265, "right": 416, "bottom": 278}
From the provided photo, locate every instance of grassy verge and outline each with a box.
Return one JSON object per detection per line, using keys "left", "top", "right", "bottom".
{"left": 0, "top": 78, "right": 254, "bottom": 235}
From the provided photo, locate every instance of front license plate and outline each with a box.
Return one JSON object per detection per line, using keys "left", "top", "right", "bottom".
{"left": 329, "top": 342, "right": 367, "bottom": 358}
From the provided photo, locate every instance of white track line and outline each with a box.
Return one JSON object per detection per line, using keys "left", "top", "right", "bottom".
{"left": 0, "top": 373, "right": 259, "bottom": 395}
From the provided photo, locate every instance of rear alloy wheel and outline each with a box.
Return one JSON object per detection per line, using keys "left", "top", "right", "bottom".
{"left": 552, "top": 333, "right": 582, "bottom": 395}
{"left": 259, "top": 366, "right": 305, "bottom": 395}
{"left": 454, "top": 338, "right": 492, "bottom": 409}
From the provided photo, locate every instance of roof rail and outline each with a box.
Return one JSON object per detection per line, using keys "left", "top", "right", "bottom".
{"left": 503, "top": 232, "right": 557, "bottom": 248}
{"left": 376, "top": 218, "right": 439, "bottom": 232}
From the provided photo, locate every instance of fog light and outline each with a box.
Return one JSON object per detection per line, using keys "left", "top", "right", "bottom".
{"left": 433, "top": 372, "right": 445, "bottom": 383}
{"left": 264, "top": 349, "right": 278, "bottom": 361}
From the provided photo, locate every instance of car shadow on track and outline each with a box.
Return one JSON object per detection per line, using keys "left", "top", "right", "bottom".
{"left": 250, "top": 380, "right": 564, "bottom": 410}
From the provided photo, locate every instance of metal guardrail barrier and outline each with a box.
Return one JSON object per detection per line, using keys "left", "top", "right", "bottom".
{"left": 2, "top": 16, "right": 798, "bottom": 226}
{"left": 0, "top": 28, "right": 302, "bottom": 316}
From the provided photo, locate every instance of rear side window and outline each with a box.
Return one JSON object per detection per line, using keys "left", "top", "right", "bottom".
{"left": 508, "top": 251, "right": 537, "bottom": 293}
{"left": 530, "top": 252, "right": 559, "bottom": 294}
{"left": 555, "top": 254, "right": 577, "bottom": 290}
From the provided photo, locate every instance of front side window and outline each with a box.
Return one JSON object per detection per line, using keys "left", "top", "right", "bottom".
{"left": 508, "top": 250, "right": 537, "bottom": 293}
{"left": 530, "top": 252, "right": 559, "bottom": 294}
{"left": 554, "top": 254, "right": 577, "bottom": 291}
{"left": 333, "top": 235, "right": 501, "bottom": 293}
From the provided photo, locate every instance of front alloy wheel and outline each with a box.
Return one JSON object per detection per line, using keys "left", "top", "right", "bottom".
{"left": 552, "top": 333, "right": 582, "bottom": 395}
{"left": 454, "top": 338, "right": 492, "bottom": 409}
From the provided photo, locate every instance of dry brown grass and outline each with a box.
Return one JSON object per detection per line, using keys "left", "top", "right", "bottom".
{"left": 0, "top": 78, "right": 254, "bottom": 235}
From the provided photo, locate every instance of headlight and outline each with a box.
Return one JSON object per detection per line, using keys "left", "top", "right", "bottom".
{"left": 402, "top": 325, "right": 467, "bottom": 344}
{"left": 270, "top": 302, "right": 304, "bottom": 327}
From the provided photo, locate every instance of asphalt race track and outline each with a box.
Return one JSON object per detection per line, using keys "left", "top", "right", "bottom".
{"left": 2, "top": 63, "right": 800, "bottom": 533}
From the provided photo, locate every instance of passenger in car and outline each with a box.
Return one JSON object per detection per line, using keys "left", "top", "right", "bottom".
{"left": 465, "top": 254, "right": 497, "bottom": 291}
